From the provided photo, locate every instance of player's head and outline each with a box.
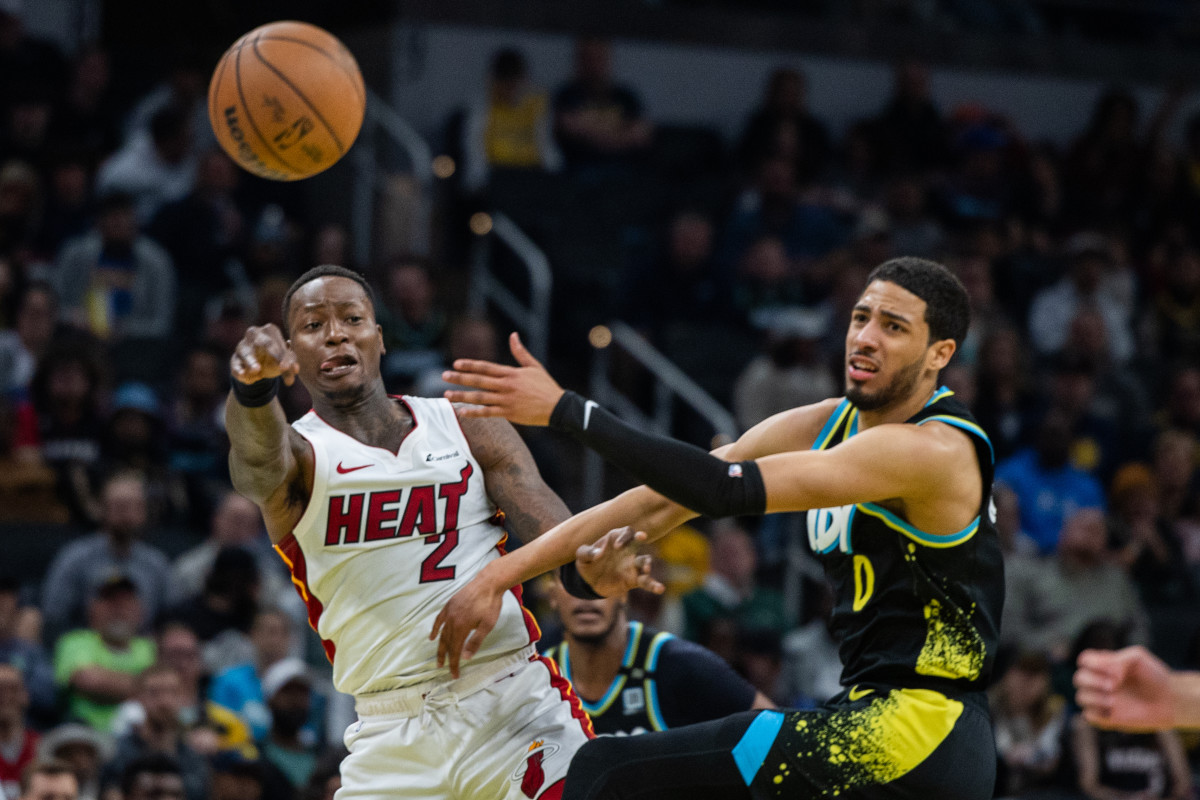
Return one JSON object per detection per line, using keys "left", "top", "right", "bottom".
{"left": 550, "top": 579, "right": 627, "bottom": 646}
{"left": 282, "top": 265, "right": 383, "bottom": 405}
{"left": 845, "top": 257, "right": 969, "bottom": 411}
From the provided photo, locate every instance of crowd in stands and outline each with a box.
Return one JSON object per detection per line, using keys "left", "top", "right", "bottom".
{"left": 3, "top": 0, "right": 1200, "bottom": 795}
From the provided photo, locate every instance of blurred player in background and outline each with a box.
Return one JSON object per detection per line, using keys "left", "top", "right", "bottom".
{"left": 543, "top": 578, "right": 773, "bottom": 737}
{"left": 225, "top": 264, "right": 589, "bottom": 800}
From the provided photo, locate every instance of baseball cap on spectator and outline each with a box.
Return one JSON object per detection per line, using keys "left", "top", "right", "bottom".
{"left": 112, "top": 382, "right": 161, "bottom": 418}
{"left": 38, "top": 722, "right": 116, "bottom": 764}
{"left": 91, "top": 572, "right": 138, "bottom": 600}
{"left": 260, "top": 657, "right": 311, "bottom": 700}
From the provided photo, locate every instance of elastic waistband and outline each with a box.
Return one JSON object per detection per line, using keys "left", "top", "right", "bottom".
{"left": 354, "top": 645, "right": 537, "bottom": 717}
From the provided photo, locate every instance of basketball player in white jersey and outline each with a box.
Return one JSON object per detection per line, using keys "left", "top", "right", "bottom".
{"left": 226, "top": 264, "right": 592, "bottom": 800}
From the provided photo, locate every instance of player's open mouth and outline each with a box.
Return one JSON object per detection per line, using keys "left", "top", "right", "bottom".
{"left": 320, "top": 355, "right": 358, "bottom": 376}
{"left": 572, "top": 608, "right": 603, "bottom": 621}
{"left": 847, "top": 355, "right": 879, "bottom": 381}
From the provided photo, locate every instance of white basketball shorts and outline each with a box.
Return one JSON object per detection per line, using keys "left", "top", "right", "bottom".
{"left": 337, "top": 645, "right": 593, "bottom": 800}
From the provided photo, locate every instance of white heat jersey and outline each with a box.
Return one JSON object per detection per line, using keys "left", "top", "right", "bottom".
{"left": 276, "top": 396, "right": 540, "bottom": 697}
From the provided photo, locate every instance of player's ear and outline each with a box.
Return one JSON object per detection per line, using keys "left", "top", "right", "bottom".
{"left": 377, "top": 323, "right": 385, "bottom": 354}
{"left": 927, "top": 338, "right": 956, "bottom": 371}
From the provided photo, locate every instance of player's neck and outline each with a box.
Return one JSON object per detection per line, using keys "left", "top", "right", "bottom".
{"left": 313, "top": 383, "right": 411, "bottom": 450}
{"left": 857, "top": 379, "right": 941, "bottom": 430}
{"left": 565, "top": 623, "right": 628, "bottom": 697}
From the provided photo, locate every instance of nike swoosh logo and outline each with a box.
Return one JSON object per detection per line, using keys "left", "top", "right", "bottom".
{"left": 583, "top": 400, "right": 598, "bottom": 430}
{"left": 336, "top": 462, "right": 372, "bottom": 474}
{"left": 848, "top": 685, "right": 874, "bottom": 702}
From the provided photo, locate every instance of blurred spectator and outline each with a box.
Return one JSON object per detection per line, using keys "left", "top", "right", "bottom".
{"left": 208, "top": 609, "right": 299, "bottom": 743}
{"left": 1062, "top": 88, "right": 1146, "bottom": 230}
{"left": 36, "top": 725, "right": 113, "bottom": 800}
{"left": 256, "top": 658, "right": 321, "bottom": 792}
{"left": 0, "top": 1, "right": 67, "bottom": 120}
{"left": 1149, "top": 429, "right": 1197, "bottom": 528}
{"left": 995, "top": 409, "right": 1105, "bottom": 554}
{"left": 100, "top": 666, "right": 209, "bottom": 800}
{"left": 737, "top": 67, "right": 831, "bottom": 186}
{"left": 29, "top": 344, "right": 104, "bottom": 525}
{"left": 778, "top": 580, "right": 841, "bottom": 709}
{"left": 936, "top": 117, "right": 1015, "bottom": 225}
{"left": 682, "top": 522, "right": 787, "bottom": 642}
{"left": 116, "top": 753, "right": 186, "bottom": 800}
{"left": 0, "top": 281, "right": 57, "bottom": 395}
{"left": 869, "top": 59, "right": 946, "bottom": 173}
{"left": 169, "top": 492, "right": 292, "bottom": 617}
{"left": 412, "top": 316, "right": 500, "bottom": 399}
{"left": 0, "top": 395, "right": 66, "bottom": 524}
{"left": 165, "top": 344, "right": 229, "bottom": 523}
{"left": 630, "top": 210, "right": 731, "bottom": 335}
{"left": 376, "top": 257, "right": 447, "bottom": 390}
{"left": 165, "top": 547, "right": 260, "bottom": 674}
{"left": 731, "top": 235, "right": 806, "bottom": 329}
{"left": 0, "top": 576, "right": 55, "bottom": 722}
{"left": 148, "top": 149, "right": 250, "bottom": 341}
{"left": 1028, "top": 233, "right": 1134, "bottom": 363}
{"left": 53, "top": 191, "right": 175, "bottom": 341}
{"left": 1042, "top": 353, "right": 1121, "bottom": 480}
{"left": 989, "top": 651, "right": 1066, "bottom": 797}
{"left": 0, "top": 161, "right": 41, "bottom": 259}
{"left": 733, "top": 307, "right": 836, "bottom": 429}
{"left": 124, "top": 51, "right": 212, "bottom": 153}
{"left": 1108, "top": 464, "right": 1194, "bottom": 608}
{"left": 34, "top": 154, "right": 93, "bottom": 260}
{"left": 461, "top": 47, "right": 561, "bottom": 193}
{"left": 111, "top": 624, "right": 253, "bottom": 759}
{"left": 95, "top": 105, "right": 196, "bottom": 224}
{"left": 883, "top": 175, "right": 943, "bottom": 259}
{"left": 41, "top": 472, "right": 170, "bottom": 639}
{"left": 100, "top": 383, "right": 170, "bottom": 517}
{"left": 0, "top": 664, "right": 38, "bottom": 800}
{"left": 3, "top": 87, "right": 54, "bottom": 172}
{"left": 45, "top": 46, "right": 120, "bottom": 167}
{"left": 301, "top": 750, "right": 345, "bottom": 800}
{"left": 1002, "top": 508, "right": 1149, "bottom": 660}
{"left": 1142, "top": 244, "right": 1200, "bottom": 372}
{"left": 720, "top": 157, "right": 848, "bottom": 286}
{"left": 52, "top": 575, "right": 155, "bottom": 731}
{"left": 553, "top": 38, "right": 652, "bottom": 171}
{"left": 1158, "top": 366, "right": 1200, "bottom": 440}
{"left": 15, "top": 759, "right": 76, "bottom": 800}
{"left": 952, "top": 255, "right": 1009, "bottom": 369}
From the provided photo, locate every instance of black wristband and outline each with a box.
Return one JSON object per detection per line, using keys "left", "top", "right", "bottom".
{"left": 231, "top": 375, "right": 281, "bottom": 408}
{"left": 558, "top": 561, "right": 604, "bottom": 600}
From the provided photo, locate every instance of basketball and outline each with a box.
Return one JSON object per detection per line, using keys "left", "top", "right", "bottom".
{"left": 208, "top": 20, "right": 366, "bottom": 181}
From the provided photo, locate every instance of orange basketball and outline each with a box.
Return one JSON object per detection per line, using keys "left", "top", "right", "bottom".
{"left": 208, "top": 20, "right": 365, "bottom": 181}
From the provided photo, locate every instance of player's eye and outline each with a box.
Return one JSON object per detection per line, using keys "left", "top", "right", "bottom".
{"left": 305, "top": 321, "right": 321, "bottom": 330}
{"left": 347, "top": 315, "right": 362, "bottom": 323}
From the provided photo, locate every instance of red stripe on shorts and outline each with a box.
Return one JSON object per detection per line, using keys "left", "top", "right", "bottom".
{"left": 535, "top": 654, "right": 595, "bottom": 739}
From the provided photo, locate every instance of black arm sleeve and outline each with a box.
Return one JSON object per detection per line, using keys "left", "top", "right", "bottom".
{"left": 549, "top": 391, "right": 767, "bottom": 518}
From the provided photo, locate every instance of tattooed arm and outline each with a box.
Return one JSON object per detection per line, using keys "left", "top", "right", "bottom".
{"left": 458, "top": 414, "right": 572, "bottom": 543}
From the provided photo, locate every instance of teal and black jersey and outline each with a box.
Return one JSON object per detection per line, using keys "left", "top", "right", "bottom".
{"left": 545, "top": 621, "right": 758, "bottom": 736}
{"left": 805, "top": 387, "right": 1004, "bottom": 695}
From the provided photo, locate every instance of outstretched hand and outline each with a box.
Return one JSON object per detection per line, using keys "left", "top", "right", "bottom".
{"left": 429, "top": 569, "right": 507, "bottom": 679}
{"left": 1074, "top": 646, "right": 1175, "bottom": 731}
{"left": 231, "top": 324, "right": 299, "bottom": 386}
{"left": 443, "top": 332, "right": 564, "bottom": 426}
{"left": 577, "top": 526, "right": 665, "bottom": 597}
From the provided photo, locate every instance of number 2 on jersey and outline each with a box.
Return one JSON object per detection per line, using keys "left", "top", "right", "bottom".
{"left": 420, "top": 530, "right": 459, "bottom": 583}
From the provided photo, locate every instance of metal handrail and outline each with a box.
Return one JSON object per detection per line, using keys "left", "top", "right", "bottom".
{"left": 466, "top": 212, "right": 552, "bottom": 363}
{"left": 582, "top": 321, "right": 739, "bottom": 507}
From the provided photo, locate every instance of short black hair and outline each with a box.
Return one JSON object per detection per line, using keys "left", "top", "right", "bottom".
{"left": 121, "top": 753, "right": 182, "bottom": 795}
{"left": 281, "top": 264, "right": 376, "bottom": 336}
{"left": 866, "top": 257, "right": 970, "bottom": 347}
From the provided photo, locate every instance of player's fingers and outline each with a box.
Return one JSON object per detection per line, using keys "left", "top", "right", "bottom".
{"left": 509, "top": 332, "right": 544, "bottom": 370}
{"left": 450, "top": 359, "right": 514, "bottom": 379}
{"left": 1073, "top": 668, "right": 1115, "bottom": 693}
{"left": 576, "top": 543, "right": 600, "bottom": 564}
{"left": 444, "top": 389, "right": 505, "bottom": 407}
{"left": 450, "top": 402, "right": 507, "bottom": 419}
{"left": 1081, "top": 704, "right": 1116, "bottom": 729}
{"left": 429, "top": 608, "right": 446, "bottom": 641}
{"left": 636, "top": 573, "right": 666, "bottom": 595}
{"left": 611, "top": 526, "right": 637, "bottom": 549}
{"left": 441, "top": 371, "right": 506, "bottom": 391}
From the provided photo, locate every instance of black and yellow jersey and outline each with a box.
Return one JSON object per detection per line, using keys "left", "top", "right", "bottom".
{"left": 805, "top": 387, "right": 1004, "bottom": 695}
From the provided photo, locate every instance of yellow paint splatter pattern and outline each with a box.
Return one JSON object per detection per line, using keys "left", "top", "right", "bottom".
{"left": 914, "top": 599, "right": 985, "bottom": 681}
{"left": 765, "top": 689, "right": 963, "bottom": 797}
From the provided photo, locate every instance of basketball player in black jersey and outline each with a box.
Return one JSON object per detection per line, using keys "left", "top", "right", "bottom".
{"left": 431, "top": 257, "right": 1004, "bottom": 800}
{"left": 544, "top": 580, "right": 773, "bottom": 737}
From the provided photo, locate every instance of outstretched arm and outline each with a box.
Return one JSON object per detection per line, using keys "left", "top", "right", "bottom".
{"left": 226, "top": 323, "right": 309, "bottom": 542}
{"left": 1075, "top": 646, "right": 1200, "bottom": 731}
